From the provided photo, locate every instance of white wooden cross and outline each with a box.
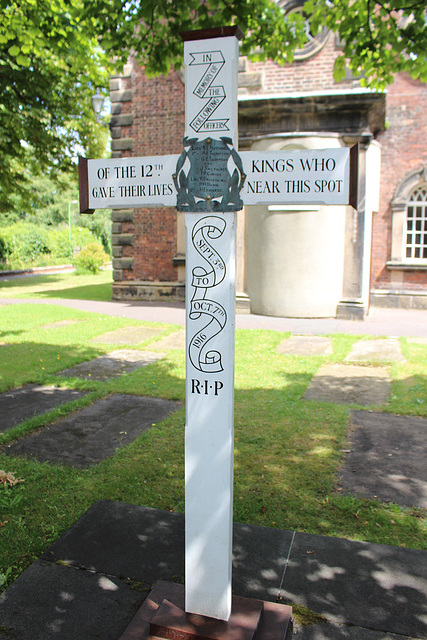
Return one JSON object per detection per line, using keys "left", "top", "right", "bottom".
{"left": 79, "top": 25, "right": 357, "bottom": 622}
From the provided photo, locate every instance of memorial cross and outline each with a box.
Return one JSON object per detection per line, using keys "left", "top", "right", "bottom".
{"left": 79, "top": 26, "right": 357, "bottom": 623}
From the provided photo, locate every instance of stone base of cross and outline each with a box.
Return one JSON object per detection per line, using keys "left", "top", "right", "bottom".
{"left": 80, "top": 25, "right": 357, "bottom": 627}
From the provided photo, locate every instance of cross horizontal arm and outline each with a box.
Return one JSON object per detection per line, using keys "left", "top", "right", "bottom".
{"left": 79, "top": 146, "right": 357, "bottom": 213}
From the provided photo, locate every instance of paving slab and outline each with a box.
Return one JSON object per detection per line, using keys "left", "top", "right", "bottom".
{"left": 0, "top": 559, "right": 144, "bottom": 640}
{"left": 277, "top": 336, "right": 333, "bottom": 356}
{"left": 4, "top": 395, "right": 180, "bottom": 467}
{"left": 0, "top": 384, "right": 87, "bottom": 432}
{"left": 232, "top": 521, "right": 294, "bottom": 601}
{"left": 40, "top": 500, "right": 294, "bottom": 603}
{"left": 293, "top": 622, "right": 420, "bottom": 639}
{"left": 339, "top": 410, "right": 427, "bottom": 507}
{"left": 1, "top": 502, "right": 426, "bottom": 639}
{"left": 41, "top": 501, "right": 186, "bottom": 583}
{"left": 305, "top": 364, "right": 391, "bottom": 406}
{"left": 91, "top": 326, "right": 166, "bottom": 345}
{"left": 345, "top": 338, "right": 405, "bottom": 363}
{"left": 153, "top": 330, "right": 186, "bottom": 350}
{"left": 281, "top": 531, "right": 427, "bottom": 639}
{"left": 57, "top": 349, "right": 165, "bottom": 380}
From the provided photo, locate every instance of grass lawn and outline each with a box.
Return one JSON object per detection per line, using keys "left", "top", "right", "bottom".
{"left": 0, "top": 278, "right": 426, "bottom": 592}
{"left": 0, "top": 268, "right": 113, "bottom": 301}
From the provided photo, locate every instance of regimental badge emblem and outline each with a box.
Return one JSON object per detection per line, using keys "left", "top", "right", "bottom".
{"left": 174, "top": 137, "right": 245, "bottom": 212}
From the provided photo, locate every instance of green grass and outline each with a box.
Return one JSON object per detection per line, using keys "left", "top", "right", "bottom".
{"left": 0, "top": 299, "right": 426, "bottom": 592}
{"left": 0, "top": 269, "right": 112, "bottom": 301}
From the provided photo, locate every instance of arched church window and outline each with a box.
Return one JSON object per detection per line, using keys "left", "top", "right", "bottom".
{"left": 278, "top": 0, "right": 330, "bottom": 59}
{"left": 389, "top": 166, "right": 427, "bottom": 268}
{"left": 405, "top": 185, "right": 427, "bottom": 260}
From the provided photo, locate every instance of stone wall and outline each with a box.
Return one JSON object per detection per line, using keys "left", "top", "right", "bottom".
{"left": 371, "top": 73, "right": 427, "bottom": 305}
{"left": 108, "top": 36, "right": 427, "bottom": 309}
{"left": 109, "top": 60, "right": 185, "bottom": 301}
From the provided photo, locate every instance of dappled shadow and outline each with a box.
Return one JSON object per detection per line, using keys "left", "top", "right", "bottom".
{"left": 0, "top": 340, "right": 107, "bottom": 395}
{"left": 40, "top": 501, "right": 186, "bottom": 582}
{"left": 0, "top": 557, "right": 145, "bottom": 640}
{"left": 2, "top": 499, "right": 426, "bottom": 638}
{"left": 281, "top": 531, "right": 427, "bottom": 638}
{"left": 1, "top": 327, "right": 427, "bottom": 637}
{"left": 1, "top": 501, "right": 294, "bottom": 637}
{"left": 339, "top": 409, "right": 427, "bottom": 508}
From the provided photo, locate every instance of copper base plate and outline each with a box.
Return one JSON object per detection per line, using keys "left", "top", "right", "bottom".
{"left": 118, "top": 580, "right": 293, "bottom": 640}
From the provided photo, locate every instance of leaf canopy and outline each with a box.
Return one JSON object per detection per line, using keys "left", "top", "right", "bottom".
{"left": 1, "top": 0, "right": 426, "bottom": 211}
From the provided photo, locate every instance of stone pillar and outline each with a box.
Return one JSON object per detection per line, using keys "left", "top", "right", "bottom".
{"left": 111, "top": 209, "right": 134, "bottom": 285}
{"left": 337, "top": 138, "right": 381, "bottom": 319}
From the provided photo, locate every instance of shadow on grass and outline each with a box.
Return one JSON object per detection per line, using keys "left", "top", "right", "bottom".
{"left": 0, "top": 346, "right": 426, "bottom": 640}
{"left": 34, "top": 282, "right": 112, "bottom": 301}
{"left": 0, "top": 329, "right": 25, "bottom": 339}
{"left": 0, "top": 274, "right": 66, "bottom": 288}
{"left": 0, "top": 341, "right": 107, "bottom": 394}
{"left": 0, "top": 273, "right": 112, "bottom": 302}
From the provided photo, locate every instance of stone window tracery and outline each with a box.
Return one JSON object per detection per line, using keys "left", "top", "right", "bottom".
{"left": 389, "top": 166, "right": 427, "bottom": 269}
{"left": 405, "top": 185, "right": 427, "bottom": 260}
{"left": 278, "top": 0, "right": 330, "bottom": 60}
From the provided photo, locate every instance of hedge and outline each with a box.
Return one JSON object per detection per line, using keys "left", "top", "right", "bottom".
{"left": 0, "top": 222, "right": 100, "bottom": 269}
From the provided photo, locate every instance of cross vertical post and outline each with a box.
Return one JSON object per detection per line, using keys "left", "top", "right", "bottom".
{"left": 78, "top": 25, "right": 357, "bottom": 630}
{"left": 180, "top": 27, "right": 242, "bottom": 621}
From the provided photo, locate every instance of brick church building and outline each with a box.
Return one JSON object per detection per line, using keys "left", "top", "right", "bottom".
{"left": 108, "top": 21, "right": 427, "bottom": 318}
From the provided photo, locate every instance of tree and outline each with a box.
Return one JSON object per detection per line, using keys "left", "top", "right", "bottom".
{"left": 1, "top": 0, "right": 426, "bottom": 211}
{"left": 0, "top": 0, "right": 110, "bottom": 212}
{"left": 305, "top": 0, "right": 427, "bottom": 88}
{"left": 87, "top": 0, "right": 426, "bottom": 86}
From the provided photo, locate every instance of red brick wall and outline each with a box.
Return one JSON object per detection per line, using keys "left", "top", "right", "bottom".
{"left": 372, "top": 74, "right": 427, "bottom": 290}
{"left": 115, "top": 44, "right": 427, "bottom": 296}
{"left": 247, "top": 36, "right": 352, "bottom": 94}
{"left": 122, "top": 62, "right": 185, "bottom": 282}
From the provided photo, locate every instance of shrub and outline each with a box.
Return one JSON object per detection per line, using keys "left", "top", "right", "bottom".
{"left": 0, "top": 223, "right": 101, "bottom": 269}
{"left": 72, "top": 242, "right": 110, "bottom": 274}
{"left": 48, "top": 226, "right": 98, "bottom": 260}
{"left": 78, "top": 210, "right": 112, "bottom": 254}
{"left": 0, "top": 223, "right": 50, "bottom": 266}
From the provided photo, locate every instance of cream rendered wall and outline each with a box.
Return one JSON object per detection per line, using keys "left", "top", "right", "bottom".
{"left": 246, "top": 134, "right": 347, "bottom": 317}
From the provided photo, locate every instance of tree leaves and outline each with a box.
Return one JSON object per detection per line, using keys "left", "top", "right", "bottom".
{"left": 1, "top": 0, "right": 426, "bottom": 211}
{"left": 0, "top": 0, "right": 110, "bottom": 211}
{"left": 305, "top": 0, "right": 427, "bottom": 89}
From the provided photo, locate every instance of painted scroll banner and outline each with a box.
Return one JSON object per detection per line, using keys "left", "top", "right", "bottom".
{"left": 188, "top": 216, "right": 227, "bottom": 373}
{"left": 185, "top": 211, "right": 237, "bottom": 620}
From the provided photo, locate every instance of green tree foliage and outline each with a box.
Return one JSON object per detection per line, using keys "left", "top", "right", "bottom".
{"left": 1, "top": 171, "right": 112, "bottom": 253}
{"left": 83, "top": 0, "right": 309, "bottom": 76}
{"left": 0, "top": 221, "right": 99, "bottom": 268}
{"left": 1, "top": 0, "right": 425, "bottom": 212}
{"left": 3, "top": 173, "right": 79, "bottom": 226}
{"left": 87, "top": 0, "right": 426, "bottom": 83}
{"left": 305, "top": 0, "right": 427, "bottom": 88}
{"left": 0, "top": 0, "right": 110, "bottom": 211}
